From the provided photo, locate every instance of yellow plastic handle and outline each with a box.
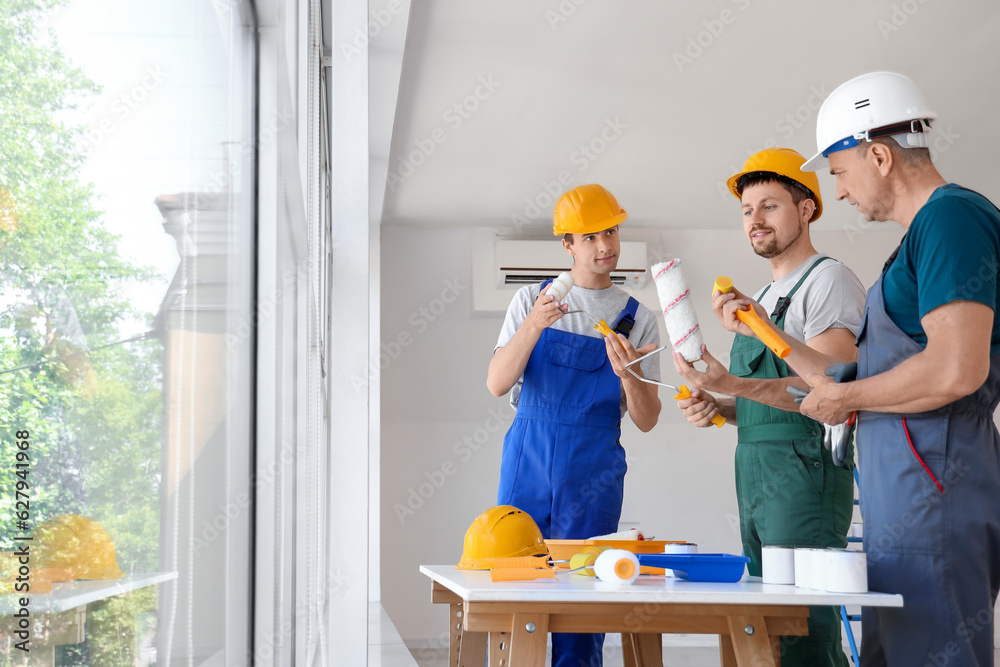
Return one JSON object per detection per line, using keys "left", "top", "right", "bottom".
{"left": 673, "top": 384, "right": 725, "bottom": 428}
{"left": 714, "top": 276, "right": 791, "bottom": 359}
{"left": 492, "top": 556, "right": 550, "bottom": 570}
{"left": 593, "top": 319, "right": 614, "bottom": 336}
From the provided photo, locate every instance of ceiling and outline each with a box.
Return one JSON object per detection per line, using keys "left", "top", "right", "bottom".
{"left": 370, "top": 1, "right": 1000, "bottom": 233}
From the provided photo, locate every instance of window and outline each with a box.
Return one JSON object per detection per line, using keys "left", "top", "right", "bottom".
{"left": 1, "top": 0, "right": 257, "bottom": 663}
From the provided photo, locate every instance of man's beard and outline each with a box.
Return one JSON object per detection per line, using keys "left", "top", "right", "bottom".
{"left": 751, "top": 224, "right": 802, "bottom": 259}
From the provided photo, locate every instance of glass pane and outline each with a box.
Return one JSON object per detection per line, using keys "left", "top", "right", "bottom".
{"left": 1, "top": 0, "right": 256, "bottom": 664}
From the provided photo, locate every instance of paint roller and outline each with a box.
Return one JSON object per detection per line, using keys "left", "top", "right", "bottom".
{"left": 549, "top": 271, "right": 616, "bottom": 336}
{"left": 652, "top": 259, "right": 704, "bottom": 363}
{"left": 713, "top": 276, "right": 791, "bottom": 359}
{"left": 624, "top": 260, "right": 725, "bottom": 427}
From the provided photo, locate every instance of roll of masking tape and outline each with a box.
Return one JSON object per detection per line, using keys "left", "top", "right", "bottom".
{"left": 794, "top": 548, "right": 822, "bottom": 589}
{"left": 821, "top": 549, "right": 868, "bottom": 593}
{"left": 663, "top": 542, "right": 698, "bottom": 577}
{"left": 548, "top": 271, "right": 574, "bottom": 304}
{"left": 593, "top": 549, "right": 640, "bottom": 585}
{"left": 761, "top": 546, "right": 796, "bottom": 585}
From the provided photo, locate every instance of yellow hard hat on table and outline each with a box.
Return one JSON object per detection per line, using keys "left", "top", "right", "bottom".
{"left": 553, "top": 184, "right": 627, "bottom": 236}
{"left": 456, "top": 505, "right": 549, "bottom": 570}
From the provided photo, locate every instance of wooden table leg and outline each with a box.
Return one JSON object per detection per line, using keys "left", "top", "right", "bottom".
{"left": 726, "top": 614, "right": 776, "bottom": 667}
{"left": 621, "top": 632, "right": 663, "bottom": 667}
{"left": 449, "top": 603, "right": 462, "bottom": 667}
{"left": 720, "top": 634, "right": 737, "bottom": 667}
{"left": 489, "top": 631, "right": 510, "bottom": 666}
{"left": 507, "top": 612, "right": 549, "bottom": 664}
{"left": 457, "top": 629, "right": 487, "bottom": 667}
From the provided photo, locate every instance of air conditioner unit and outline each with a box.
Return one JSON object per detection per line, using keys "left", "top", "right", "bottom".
{"left": 471, "top": 233, "right": 647, "bottom": 313}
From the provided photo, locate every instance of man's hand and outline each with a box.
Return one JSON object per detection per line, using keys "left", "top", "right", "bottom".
{"left": 712, "top": 287, "right": 769, "bottom": 338}
{"left": 799, "top": 372, "right": 852, "bottom": 425}
{"left": 522, "top": 285, "right": 568, "bottom": 334}
{"left": 605, "top": 332, "right": 658, "bottom": 380}
{"left": 676, "top": 386, "right": 723, "bottom": 428}
{"left": 672, "top": 345, "right": 736, "bottom": 395}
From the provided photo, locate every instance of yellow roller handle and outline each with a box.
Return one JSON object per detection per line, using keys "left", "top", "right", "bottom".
{"left": 593, "top": 319, "right": 614, "bottom": 336}
{"left": 714, "top": 276, "right": 791, "bottom": 359}
{"left": 673, "top": 385, "right": 725, "bottom": 428}
{"left": 492, "top": 556, "right": 551, "bottom": 570}
{"left": 490, "top": 567, "right": 556, "bottom": 582}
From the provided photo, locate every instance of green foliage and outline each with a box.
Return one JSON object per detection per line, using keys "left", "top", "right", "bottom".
{"left": 0, "top": 0, "right": 163, "bottom": 610}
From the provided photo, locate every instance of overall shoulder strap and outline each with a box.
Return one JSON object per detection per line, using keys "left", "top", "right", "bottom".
{"left": 612, "top": 296, "right": 639, "bottom": 338}
{"left": 771, "top": 256, "right": 832, "bottom": 323}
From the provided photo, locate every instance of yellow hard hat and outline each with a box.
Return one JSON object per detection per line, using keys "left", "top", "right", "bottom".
{"left": 553, "top": 184, "right": 627, "bottom": 236}
{"left": 456, "top": 505, "right": 549, "bottom": 570}
{"left": 33, "top": 514, "right": 124, "bottom": 580}
{"left": 726, "top": 148, "right": 823, "bottom": 222}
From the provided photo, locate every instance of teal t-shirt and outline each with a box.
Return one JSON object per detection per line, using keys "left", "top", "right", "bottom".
{"left": 882, "top": 184, "right": 1000, "bottom": 354}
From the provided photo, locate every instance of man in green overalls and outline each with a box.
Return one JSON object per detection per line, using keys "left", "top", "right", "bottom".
{"left": 673, "top": 148, "right": 865, "bottom": 665}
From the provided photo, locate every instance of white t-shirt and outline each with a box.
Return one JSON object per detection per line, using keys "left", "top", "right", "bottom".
{"left": 495, "top": 282, "right": 661, "bottom": 416}
{"left": 752, "top": 254, "right": 866, "bottom": 343}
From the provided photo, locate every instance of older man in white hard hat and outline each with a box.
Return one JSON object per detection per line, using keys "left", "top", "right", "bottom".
{"left": 728, "top": 71, "right": 1000, "bottom": 667}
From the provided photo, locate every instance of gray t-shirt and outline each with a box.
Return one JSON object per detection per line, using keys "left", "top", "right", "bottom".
{"left": 495, "top": 282, "right": 661, "bottom": 416}
{"left": 752, "top": 254, "right": 866, "bottom": 343}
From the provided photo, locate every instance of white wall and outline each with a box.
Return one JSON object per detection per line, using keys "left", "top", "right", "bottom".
{"left": 380, "top": 216, "right": 905, "bottom": 646}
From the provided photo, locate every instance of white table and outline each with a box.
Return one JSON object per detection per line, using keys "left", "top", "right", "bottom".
{"left": 420, "top": 565, "right": 902, "bottom": 666}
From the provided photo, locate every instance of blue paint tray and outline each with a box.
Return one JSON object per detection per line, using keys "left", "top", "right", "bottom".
{"left": 636, "top": 553, "right": 749, "bottom": 583}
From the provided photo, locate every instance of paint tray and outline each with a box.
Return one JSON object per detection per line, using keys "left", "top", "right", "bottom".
{"left": 636, "top": 553, "right": 749, "bottom": 583}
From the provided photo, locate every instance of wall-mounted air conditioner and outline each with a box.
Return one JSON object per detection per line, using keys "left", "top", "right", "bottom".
{"left": 472, "top": 232, "right": 647, "bottom": 312}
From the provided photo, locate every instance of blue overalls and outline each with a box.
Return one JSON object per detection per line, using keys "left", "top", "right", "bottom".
{"left": 497, "top": 292, "right": 638, "bottom": 667}
{"left": 856, "top": 257, "right": 1000, "bottom": 666}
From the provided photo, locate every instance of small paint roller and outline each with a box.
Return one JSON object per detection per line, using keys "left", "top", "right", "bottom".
{"left": 713, "top": 276, "right": 791, "bottom": 359}
{"left": 551, "top": 271, "right": 616, "bottom": 336}
{"left": 592, "top": 548, "right": 640, "bottom": 585}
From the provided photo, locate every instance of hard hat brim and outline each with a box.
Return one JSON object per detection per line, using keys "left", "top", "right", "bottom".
{"left": 800, "top": 150, "right": 825, "bottom": 172}
{"left": 554, "top": 210, "right": 627, "bottom": 236}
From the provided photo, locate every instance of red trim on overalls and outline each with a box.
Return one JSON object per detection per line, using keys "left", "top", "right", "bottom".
{"left": 901, "top": 417, "right": 944, "bottom": 494}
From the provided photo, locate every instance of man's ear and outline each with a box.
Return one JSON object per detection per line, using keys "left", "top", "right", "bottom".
{"left": 562, "top": 237, "right": 574, "bottom": 256}
{"left": 799, "top": 197, "right": 816, "bottom": 224}
{"left": 869, "top": 142, "right": 894, "bottom": 176}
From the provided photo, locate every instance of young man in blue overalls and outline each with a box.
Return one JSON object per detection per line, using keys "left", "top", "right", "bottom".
{"left": 487, "top": 183, "right": 662, "bottom": 667}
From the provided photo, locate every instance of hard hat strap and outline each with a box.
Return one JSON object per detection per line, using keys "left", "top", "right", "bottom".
{"left": 824, "top": 119, "right": 931, "bottom": 158}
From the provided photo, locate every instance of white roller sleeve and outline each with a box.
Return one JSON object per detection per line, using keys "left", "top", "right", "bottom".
{"left": 651, "top": 259, "right": 703, "bottom": 362}
{"left": 547, "top": 271, "right": 573, "bottom": 304}
{"left": 593, "top": 549, "right": 640, "bottom": 585}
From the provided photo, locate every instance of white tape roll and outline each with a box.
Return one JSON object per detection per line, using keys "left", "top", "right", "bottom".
{"left": 651, "top": 259, "right": 703, "bottom": 362}
{"left": 663, "top": 542, "right": 698, "bottom": 577}
{"left": 593, "top": 549, "right": 640, "bottom": 585}
{"left": 793, "top": 548, "right": 823, "bottom": 589}
{"left": 547, "top": 271, "right": 574, "bottom": 304}
{"left": 761, "top": 546, "right": 795, "bottom": 585}
{"left": 822, "top": 549, "right": 868, "bottom": 593}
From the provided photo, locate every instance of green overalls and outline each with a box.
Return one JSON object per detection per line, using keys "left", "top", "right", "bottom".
{"left": 729, "top": 257, "right": 854, "bottom": 667}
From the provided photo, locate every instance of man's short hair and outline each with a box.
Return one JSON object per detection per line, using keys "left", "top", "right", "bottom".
{"left": 853, "top": 135, "right": 932, "bottom": 167}
{"left": 735, "top": 172, "right": 815, "bottom": 208}
{"left": 563, "top": 232, "right": 574, "bottom": 245}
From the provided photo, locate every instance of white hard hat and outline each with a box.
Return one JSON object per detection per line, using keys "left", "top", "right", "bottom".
{"left": 802, "top": 71, "right": 937, "bottom": 171}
